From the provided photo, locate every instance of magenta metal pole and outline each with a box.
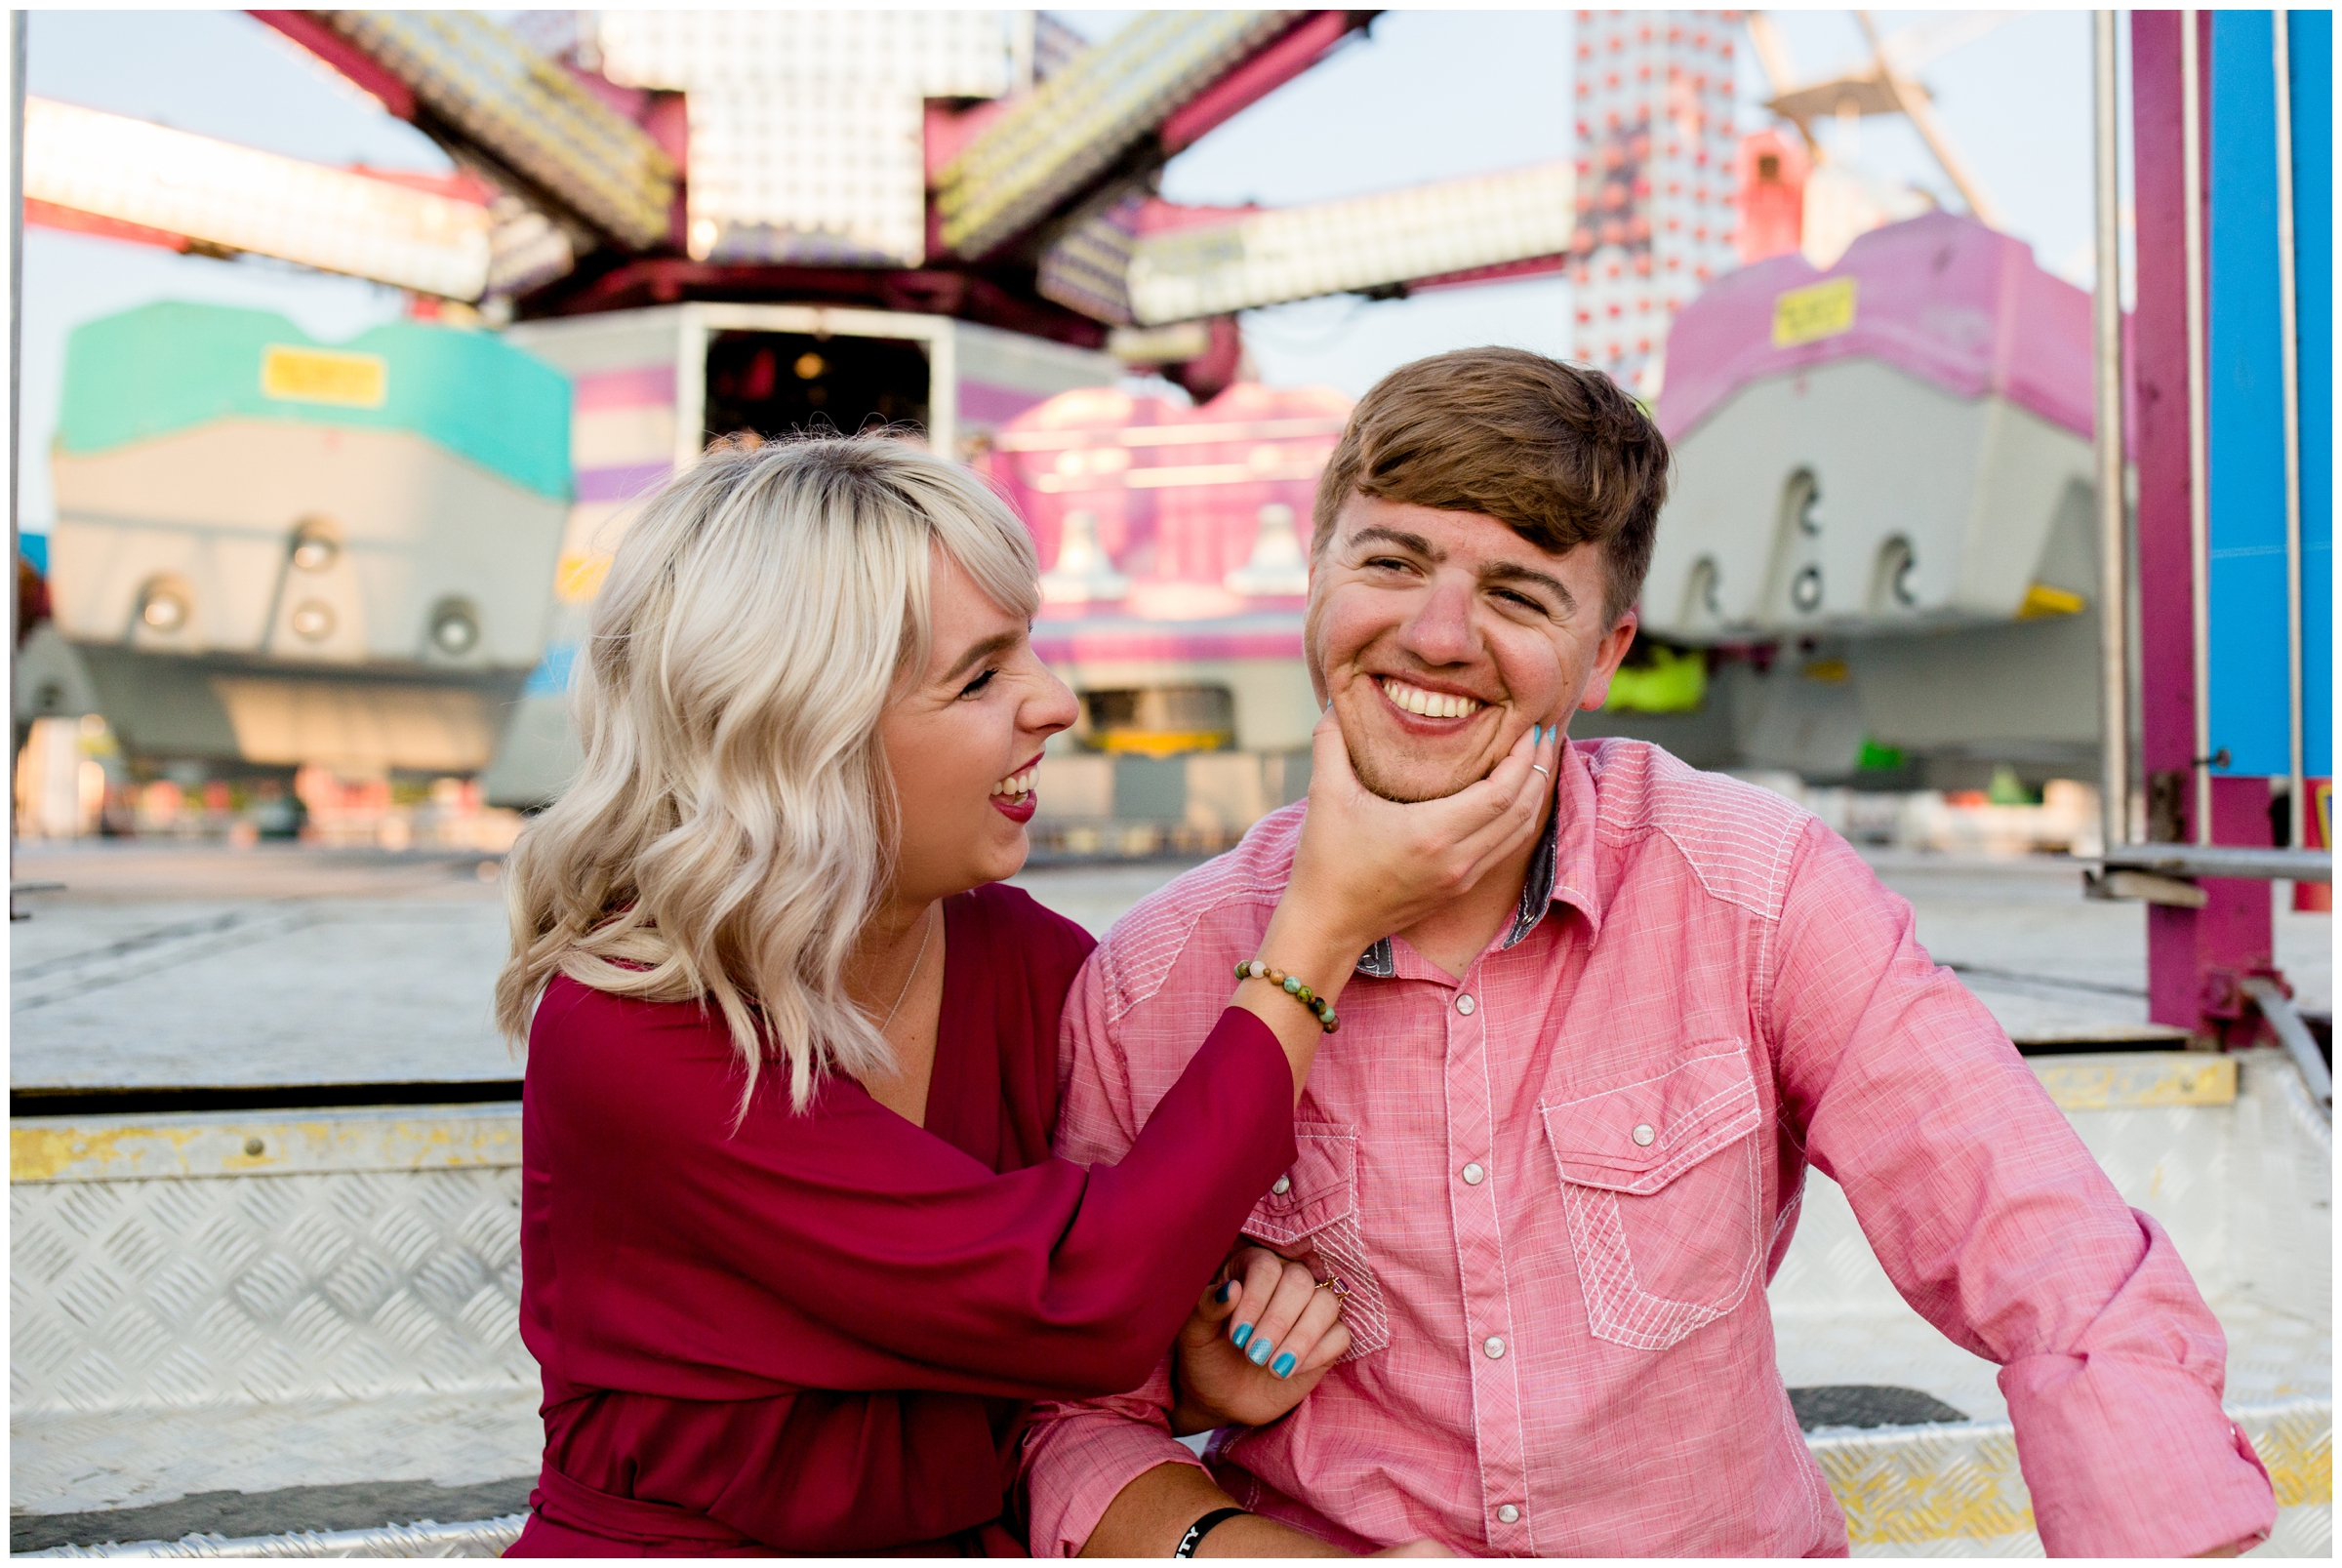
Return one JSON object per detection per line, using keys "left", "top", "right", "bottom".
{"left": 2129, "top": 11, "right": 2280, "bottom": 1047}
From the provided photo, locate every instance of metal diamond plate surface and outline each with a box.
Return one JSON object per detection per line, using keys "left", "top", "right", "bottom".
{"left": 12, "top": 1165, "right": 529, "bottom": 1417}
{"left": 1810, "top": 1399, "right": 2330, "bottom": 1558}
{"left": 23, "top": 1513, "right": 526, "bottom": 1558}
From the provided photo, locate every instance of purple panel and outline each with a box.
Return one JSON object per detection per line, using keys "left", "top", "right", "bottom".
{"left": 1656, "top": 212, "right": 2095, "bottom": 444}
{"left": 1030, "top": 608, "right": 1306, "bottom": 664}
{"left": 958, "top": 380, "right": 1055, "bottom": 426}
{"left": 573, "top": 364, "right": 677, "bottom": 413}
{"left": 576, "top": 462, "right": 670, "bottom": 503}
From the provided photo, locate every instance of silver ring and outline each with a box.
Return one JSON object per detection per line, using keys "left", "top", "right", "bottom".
{"left": 1531, "top": 764, "right": 1551, "bottom": 779}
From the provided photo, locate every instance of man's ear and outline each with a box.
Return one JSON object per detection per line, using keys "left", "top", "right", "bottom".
{"left": 1575, "top": 610, "right": 1640, "bottom": 711}
{"left": 1301, "top": 571, "right": 1331, "bottom": 708}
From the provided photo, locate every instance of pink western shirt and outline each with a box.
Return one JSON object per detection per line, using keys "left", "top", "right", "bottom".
{"left": 1020, "top": 739, "right": 2275, "bottom": 1557}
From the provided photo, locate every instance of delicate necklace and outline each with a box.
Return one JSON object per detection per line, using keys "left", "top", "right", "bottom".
{"left": 875, "top": 905, "right": 935, "bottom": 1035}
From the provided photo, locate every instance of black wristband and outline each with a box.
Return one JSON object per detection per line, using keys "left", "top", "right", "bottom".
{"left": 1173, "top": 1507, "right": 1248, "bottom": 1558}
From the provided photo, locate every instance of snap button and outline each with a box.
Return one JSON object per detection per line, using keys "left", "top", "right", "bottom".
{"left": 1632, "top": 1122, "right": 1656, "bottom": 1146}
{"left": 1461, "top": 1161, "right": 1485, "bottom": 1186}
{"left": 1483, "top": 1336, "right": 1506, "bottom": 1359}
{"left": 1496, "top": 1505, "right": 1521, "bottom": 1525}
{"left": 1272, "top": 1175, "right": 1292, "bottom": 1195}
{"left": 1455, "top": 993, "right": 1475, "bottom": 1015}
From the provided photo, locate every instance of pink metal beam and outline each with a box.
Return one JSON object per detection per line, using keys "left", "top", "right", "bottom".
{"left": 2130, "top": 10, "right": 2276, "bottom": 1045}
{"left": 1407, "top": 253, "right": 1572, "bottom": 295}
{"left": 248, "top": 11, "right": 418, "bottom": 121}
{"left": 1158, "top": 11, "right": 1375, "bottom": 155}
{"left": 22, "top": 199, "right": 199, "bottom": 255}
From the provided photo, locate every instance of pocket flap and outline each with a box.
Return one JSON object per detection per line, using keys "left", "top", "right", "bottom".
{"left": 1242, "top": 1125, "right": 1355, "bottom": 1248}
{"left": 1539, "top": 1045, "right": 1759, "bottom": 1195}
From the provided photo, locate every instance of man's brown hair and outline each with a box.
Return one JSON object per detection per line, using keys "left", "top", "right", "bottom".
{"left": 1312, "top": 347, "right": 1672, "bottom": 623}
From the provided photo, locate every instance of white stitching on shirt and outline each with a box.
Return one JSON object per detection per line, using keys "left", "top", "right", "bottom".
{"left": 1097, "top": 808, "right": 1301, "bottom": 1023}
{"left": 1586, "top": 742, "right": 1809, "bottom": 922}
{"left": 1555, "top": 1135, "right": 1763, "bottom": 1351}
{"left": 1240, "top": 1128, "right": 1391, "bottom": 1359}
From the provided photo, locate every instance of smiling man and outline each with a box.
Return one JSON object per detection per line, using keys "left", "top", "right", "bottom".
{"left": 1018, "top": 348, "right": 2274, "bottom": 1558}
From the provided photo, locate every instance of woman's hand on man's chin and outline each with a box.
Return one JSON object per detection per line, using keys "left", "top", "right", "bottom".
{"left": 1169, "top": 1247, "right": 1351, "bottom": 1435}
{"left": 1283, "top": 709, "right": 1560, "bottom": 961}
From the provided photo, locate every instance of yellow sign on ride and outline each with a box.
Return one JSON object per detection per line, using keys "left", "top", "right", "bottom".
{"left": 260, "top": 344, "right": 389, "bottom": 408}
{"left": 1772, "top": 277, "right": 1858, "bottom": 347}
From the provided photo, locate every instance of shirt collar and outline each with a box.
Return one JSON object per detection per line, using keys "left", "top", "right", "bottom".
{"left": 1353, "top": 740, "right": 1604, "bottom": 978}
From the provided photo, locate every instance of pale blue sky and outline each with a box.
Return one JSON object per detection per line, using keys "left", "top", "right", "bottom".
{"left": 18, "top": 9, "right": 2118, "bottom": 533}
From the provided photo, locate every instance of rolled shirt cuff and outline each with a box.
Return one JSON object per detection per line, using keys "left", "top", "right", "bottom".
{"left": 2000, "top": 1350, "right": 2277, "bottom": 1556}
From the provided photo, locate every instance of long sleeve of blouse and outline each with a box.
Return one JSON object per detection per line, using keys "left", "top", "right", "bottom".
{"left": 520, "top": 959, "right": 1297, "bottom": 1415}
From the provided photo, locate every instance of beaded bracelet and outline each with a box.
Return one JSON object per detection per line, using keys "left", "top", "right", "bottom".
{"left": 1234, "top": 958, "right": 1340, "bottom": 1032}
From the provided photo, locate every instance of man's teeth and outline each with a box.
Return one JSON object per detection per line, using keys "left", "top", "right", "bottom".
{"left": 990, "top": 766, "right": 1037, "bottom": 797}
{"left": 1381, "top": 679, "right": 1485, "bottom": 720}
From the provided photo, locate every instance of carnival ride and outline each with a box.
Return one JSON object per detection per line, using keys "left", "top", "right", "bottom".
{"left": 31, "top": 302, "right": 569, "bottom": 781}
{"left": 18, "top": 8, "right": 1686, "bottom": 805}
{"left": 18, "top": 10, "right": 2029, "bottom": 801}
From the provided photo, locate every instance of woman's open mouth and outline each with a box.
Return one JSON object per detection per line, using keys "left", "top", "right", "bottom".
{"left": 989, "top": 759, "right": 1040, "bottom": 824}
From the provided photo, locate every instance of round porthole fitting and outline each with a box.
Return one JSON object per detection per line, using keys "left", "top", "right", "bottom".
{"left": 290, "top": 517, "right": 341, "bottom": 574}
{"left": 290, "top": 600, "right": 337, "bottom": 642}
{"left": 139, "top": 584, "right": 190, "bottom": 633}
{"left": 1871, "top": 537, "right": 1919, "bottom": 613}
{"left": 1790, "top": 565, "right": 1825, "bottom": 615}
{"left": 428, "top": 600, "right": 480, "bottom": 657}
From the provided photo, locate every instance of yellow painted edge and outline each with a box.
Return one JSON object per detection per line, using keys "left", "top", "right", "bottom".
{"left": 2017, "top": 582, "right": 2087, "bottom": 619}
{"left": 1095, "top": 731, "right": 1234, "bottom": 758}
{"left": 2036, "top": 1054, "right": 2237, "bottom": 1110}
{"left": 12, "top": 1115, "right": 521, "bottom": 1183}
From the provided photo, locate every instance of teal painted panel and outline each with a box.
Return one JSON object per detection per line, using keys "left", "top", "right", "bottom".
{"left": 55, "top": 302, "right": 572, "bottom": 502}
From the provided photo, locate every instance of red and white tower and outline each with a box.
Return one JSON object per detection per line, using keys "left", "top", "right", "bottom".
{"left": 1569, "top": 11, "right": 1744, "bottom": 395}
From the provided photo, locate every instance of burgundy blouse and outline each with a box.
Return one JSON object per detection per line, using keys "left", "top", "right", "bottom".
{"left": 507, "top": 883, "right": 1295, "bottom": 1556}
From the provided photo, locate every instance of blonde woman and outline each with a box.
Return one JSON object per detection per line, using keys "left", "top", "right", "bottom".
{"left": 495, "top": 436, "right": 1555, "bottom": 1556}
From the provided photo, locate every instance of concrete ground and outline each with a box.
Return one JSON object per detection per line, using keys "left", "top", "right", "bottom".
{"left": 7, "top": 838, "right": 2330, "bottom": 1090}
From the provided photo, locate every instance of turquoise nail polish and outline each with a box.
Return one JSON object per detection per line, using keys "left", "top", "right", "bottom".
{"left": 1231, "top": 1322, "right": 1252, "bottom": 1350}
{"left": 1247, "top": 1335, "right": 1274, "bottom": 1367}
{"left": 1272, "top": 1350, "right": 1297, "bottom": 1379}
{"left": 1217, "top": 1280, "right": 1235, "bottom": 1305}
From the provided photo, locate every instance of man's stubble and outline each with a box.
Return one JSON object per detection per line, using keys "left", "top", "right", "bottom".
{"left": 1306, "top": 588, "right": 1498, "bottom": 807}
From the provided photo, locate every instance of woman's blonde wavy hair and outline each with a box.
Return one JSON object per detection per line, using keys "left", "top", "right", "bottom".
{"left": 493, "top": 433, "right": 1040, "bottom": 1114}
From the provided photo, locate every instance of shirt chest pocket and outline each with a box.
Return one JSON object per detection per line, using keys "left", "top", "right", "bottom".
{"left": 1239, "top": 1125, "right": 1388, "bottom": 1360}
{"left": 1539, "top": 1044, "right": 1763, "bottom": 1352}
